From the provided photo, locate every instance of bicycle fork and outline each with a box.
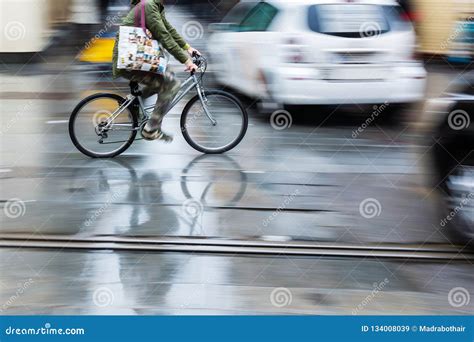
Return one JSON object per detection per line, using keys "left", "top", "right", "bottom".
{"left": 195, "top": 79, "right": 217, "bottom": 126}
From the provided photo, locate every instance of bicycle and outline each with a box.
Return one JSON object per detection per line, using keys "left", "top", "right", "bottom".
{"left": 69, "top": 54, "right": 248, "bottom": 158}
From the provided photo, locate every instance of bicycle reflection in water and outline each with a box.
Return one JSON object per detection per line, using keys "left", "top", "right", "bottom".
{"left": 69, "top": 154, "right": 248, "bottom": 237}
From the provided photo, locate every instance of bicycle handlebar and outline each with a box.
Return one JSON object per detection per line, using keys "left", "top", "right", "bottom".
{"left": 190, "top": 52, "right": 206, "bottom": 75}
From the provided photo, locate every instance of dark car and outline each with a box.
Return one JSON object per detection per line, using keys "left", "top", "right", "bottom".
{"left": 432, "top": 73, "right": 473, "bottom": 244}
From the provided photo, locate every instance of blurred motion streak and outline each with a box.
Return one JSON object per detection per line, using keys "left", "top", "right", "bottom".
{"left": 207, "top": 0, "right": 427, "bottom": 108}
{"left": 0, "top": 0, "right": 474, "bottom": 317}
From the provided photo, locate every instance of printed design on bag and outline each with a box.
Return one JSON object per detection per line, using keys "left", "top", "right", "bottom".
{"left": 118, "top": 27, "right": 167, "bottom": 74}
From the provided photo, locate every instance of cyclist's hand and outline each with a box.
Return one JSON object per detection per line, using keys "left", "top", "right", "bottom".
{"left": 187, "top": 47, "right": 201, "bottom": 57}
{"left": 184, "top": 59, "right": 198, "bottom": 73}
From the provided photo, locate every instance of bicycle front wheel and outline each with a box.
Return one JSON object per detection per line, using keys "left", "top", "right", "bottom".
{"left": 69, "top": 93, "right": 138, "bottom": 158}
{"left": 181, "top": 90, "right": 248, "bottom": 154}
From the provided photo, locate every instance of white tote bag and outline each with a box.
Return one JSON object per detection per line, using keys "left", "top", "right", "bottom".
{"left": 117, "top": 0, "right": 168, "bottom": 74}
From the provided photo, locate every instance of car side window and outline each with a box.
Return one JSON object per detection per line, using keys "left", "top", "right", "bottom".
{"left": 222, "top": 2, "right": 257, "bottom": 29}
{"left": 239, "top": 3, "right": 278, "bottom": 32}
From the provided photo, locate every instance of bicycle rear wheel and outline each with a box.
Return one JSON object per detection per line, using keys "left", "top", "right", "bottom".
{"left": 69, "top": 93, "right": 138, "bottom": 158}
{"left": 180, "top": 90, "right": 248, "bottom": 154}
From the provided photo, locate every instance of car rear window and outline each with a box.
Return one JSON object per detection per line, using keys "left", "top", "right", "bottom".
{"left": 308, "top": 4, "right": 390, "bottom": 38}
{"left": 382, "top": 5, "right": 413, "bottom": 31}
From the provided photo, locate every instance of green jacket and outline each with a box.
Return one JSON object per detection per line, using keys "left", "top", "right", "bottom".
{"left": 112, "top": 0, "right": 190, "bottom": 78}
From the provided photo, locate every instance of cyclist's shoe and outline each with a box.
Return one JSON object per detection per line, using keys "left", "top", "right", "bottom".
{"left": 142, "top": 128, "right": 173, "bottom": 143}
{"left": 157, "top": 131, "right": 173, "bottom": 143}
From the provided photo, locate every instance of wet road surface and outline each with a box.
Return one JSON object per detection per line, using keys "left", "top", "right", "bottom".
{"left": 1, "top": 57, "right": 473, "bottom": 314}
{"left": 1, "top": 249, "right": 473, "bottom": 315}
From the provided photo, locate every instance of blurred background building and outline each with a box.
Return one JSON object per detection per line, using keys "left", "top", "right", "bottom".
{"left": 414, "top": 0, "right": 472, "bottom": 56}
{"left": 0, "top": 0, "right": 473, "bottom": 316}
{"left": 0, "top": 0, "right": 472, "bottom": 60}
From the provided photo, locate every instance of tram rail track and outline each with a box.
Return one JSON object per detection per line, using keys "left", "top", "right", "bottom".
{"left": 1, "top": 233, "right": 473, "bottom": 261}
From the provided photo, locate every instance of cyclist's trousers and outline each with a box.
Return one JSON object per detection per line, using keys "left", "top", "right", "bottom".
{"left": 121, "top": 69, "right": 181, "bottom": 130}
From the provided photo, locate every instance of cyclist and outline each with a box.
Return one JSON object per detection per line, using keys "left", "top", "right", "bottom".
{"left": 112, "top": 0, "right": 200, "bottom": 141}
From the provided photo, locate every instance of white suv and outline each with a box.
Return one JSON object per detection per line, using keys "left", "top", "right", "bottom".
{"left": 208, "top": 0, "right": 426, "bottom": 106}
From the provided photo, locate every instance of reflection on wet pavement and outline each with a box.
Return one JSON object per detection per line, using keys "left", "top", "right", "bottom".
{"left": 0, "top": 249, "right": 472, "bottom": 315}
{"left": 1, "top": 61, "right": 471, "bottom": 315}
{"left": 0, "top": 150, "right": 444, "bottom": 243}
{"left": 0, "top": 124, "right": 446, "bottom": 244}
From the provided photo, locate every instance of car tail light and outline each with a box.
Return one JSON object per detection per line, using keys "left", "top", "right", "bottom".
{"left": 401, "top": 11, "right": 419, "bottom": 23}
{"left": 282, "top": 38, "right": 308, "bottom": 64}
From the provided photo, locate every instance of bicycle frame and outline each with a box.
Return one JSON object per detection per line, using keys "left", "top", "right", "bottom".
{"left": 102, "top": 73, "right": 216, "bottom": 132}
